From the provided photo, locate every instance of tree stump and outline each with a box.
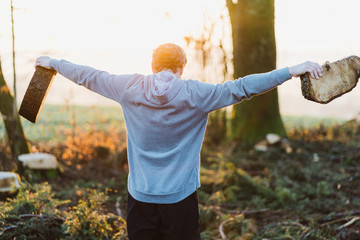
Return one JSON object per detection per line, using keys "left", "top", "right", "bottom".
{"left": 0, "top": 171, "right": 21, "bottom": 200}
{"left": 18, "top": 153, "right": 61, "bottom": 180}
{"left": 19, "top": 67, "right": 57, "bottom": 123}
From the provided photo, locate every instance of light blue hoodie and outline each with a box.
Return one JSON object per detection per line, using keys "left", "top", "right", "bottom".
{"left": 49, "top": 59, "right": 291, "bottom": 204}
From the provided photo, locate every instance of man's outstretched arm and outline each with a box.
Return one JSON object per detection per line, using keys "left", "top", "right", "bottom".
{"left": 35, "top": 56, "right": 135, "bottom": 103}
{"left": 192, "top": 61, "right": 323, "bottom": 113}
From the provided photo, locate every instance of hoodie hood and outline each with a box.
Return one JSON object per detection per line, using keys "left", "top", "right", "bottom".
{"left": 144, "top": 71, "right": 184, "bottom": 105}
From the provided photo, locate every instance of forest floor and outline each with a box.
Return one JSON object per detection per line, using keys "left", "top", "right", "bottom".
{"left": 0, "top": 105, "right": 359, "bottom": 239}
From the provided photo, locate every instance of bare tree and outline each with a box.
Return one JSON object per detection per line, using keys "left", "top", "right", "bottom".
{"left": 0, "top": 58, "right": 30, "bottom": 158}
{"left": 0, "top": 0, "right": 30, "bottom": 161}
{"left": 184, "top": 12, "right": 231, "bottom": 146}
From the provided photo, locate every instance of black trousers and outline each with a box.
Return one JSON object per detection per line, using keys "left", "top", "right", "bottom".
{"left": 127, "top": 192, "right": 201, "bottom": 240}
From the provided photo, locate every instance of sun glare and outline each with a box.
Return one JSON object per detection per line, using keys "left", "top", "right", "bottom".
{"left": 1, "top": 0, "right": 360, "bottom": 116}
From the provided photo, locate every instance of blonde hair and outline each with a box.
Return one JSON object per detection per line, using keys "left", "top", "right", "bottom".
{"left": 152, "top": 43, "right": 187, "bottom": 73}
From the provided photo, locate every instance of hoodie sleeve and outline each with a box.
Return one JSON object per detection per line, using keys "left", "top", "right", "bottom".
{"left": 191, "top": 68, "right": 291, "bottom": 113}
{"left": 50, "top": 59, "right": 134, "bottom": 102}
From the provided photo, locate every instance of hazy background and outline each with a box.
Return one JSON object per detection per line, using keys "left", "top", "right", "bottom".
{"left": 0, "top": 0, "right": 360, "bottom": 119}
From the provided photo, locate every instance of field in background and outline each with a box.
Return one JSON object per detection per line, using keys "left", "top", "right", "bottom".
{"left": 1, "top": 105, "right": 125, "bottom": 144}
{"left": 0, "top": 104, "right": 346, "bottom": 144}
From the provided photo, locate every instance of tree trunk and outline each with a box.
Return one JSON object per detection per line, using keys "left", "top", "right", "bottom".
{"left": 0, "top": 59, "right": 30, "bottom": 157}
{"left": 227, "top": 0, "right": 286, "bottom": 145}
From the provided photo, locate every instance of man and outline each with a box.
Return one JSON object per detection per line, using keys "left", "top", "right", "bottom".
{"left": 36, "top": 43, "right": 322, "bottom": 240}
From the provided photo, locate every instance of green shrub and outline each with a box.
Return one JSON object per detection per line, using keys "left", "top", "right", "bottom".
{"left": 1, "top": 182, "right": 67, "bottom": 217}
{"left": 0, "top": 182, "right": 68, "bottom": 240}
{"left": 64, "top": 189, "right": 127, "bottom": 240}
{"left": 0, "top": 183, "right": 127, "bottom": 240}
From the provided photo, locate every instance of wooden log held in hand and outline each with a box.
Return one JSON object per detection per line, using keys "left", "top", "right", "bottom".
{"left": 300, "top": 55, "right": 360, "bottom": 104}
{"left": 19, "top": 67, "right": 57, "bottom": 123}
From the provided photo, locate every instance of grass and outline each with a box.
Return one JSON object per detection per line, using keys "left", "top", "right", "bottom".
{"left": 1, "top": 104, "right": 359, "bottom": 239}
{"left": 282, "top": 115, "right": 345, "bottom": 129}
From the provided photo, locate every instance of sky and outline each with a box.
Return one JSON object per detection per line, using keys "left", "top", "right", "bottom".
{"left": 1, "top": 0, "right": 360, "bottom": 119}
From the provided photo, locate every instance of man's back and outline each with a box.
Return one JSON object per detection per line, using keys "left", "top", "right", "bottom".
{"left": 121, "top": 71, "right": 206, "bottom": 203}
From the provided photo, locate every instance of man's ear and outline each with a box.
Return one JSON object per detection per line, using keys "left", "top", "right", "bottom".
{"left": 179, "top": 64, "right": 185, "bottom": 76}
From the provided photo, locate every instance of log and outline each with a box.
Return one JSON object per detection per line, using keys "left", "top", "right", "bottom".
{"left": 300, "top": 55, "right": 360, "bottom": 104}
{"left": 19, "top": 67, "right": 57, "bottom": 123}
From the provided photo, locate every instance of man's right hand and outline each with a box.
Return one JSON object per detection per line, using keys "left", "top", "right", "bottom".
{"left": 35, "top": 56, "right": 52, "bottom": 70}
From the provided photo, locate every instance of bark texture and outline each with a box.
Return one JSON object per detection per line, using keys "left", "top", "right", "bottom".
{"left": 226, "top": 0, "right": 286, "bottom": 145}
{"left": 0, "top": 60, "right": 30, "bottom": 156}
{"left": 19, "top": 67, "right": 56, "bottom": 123}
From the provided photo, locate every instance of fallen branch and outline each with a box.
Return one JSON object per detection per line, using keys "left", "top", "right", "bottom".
{"left": 115, "top": 196, "right": 123, "bottom": 218}
{"left": 278, "top": 221, "right": 309, "bottom": 231}
{"left": 218, "top": 205, "right": 269, "bottom": 216}
{"left": 321, "top": 218, "right": 349, "bottom": 227}
{"left": 243, "top": 208, "right": 269, "bottom": 217}
{"left": 0, "top": 225, "right": 17, "bottom": 235}
{"left": 336, "top": 216, "right": 360, "bottom": 230}
{"left": 319, "top": 210, "right": 360, "bottom": 224}
{"left": 219, "top": 218, "right": 232, "bottom": 240}
{"left": 18, "top": 214, "right": 64, "bottom": 223}
{"left": 19, "top": 214, "right": 48, "bottom": 219}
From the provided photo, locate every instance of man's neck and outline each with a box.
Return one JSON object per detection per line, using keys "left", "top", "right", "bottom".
{"left": 159, "top": 69, "right": 182, "bottom": 79}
